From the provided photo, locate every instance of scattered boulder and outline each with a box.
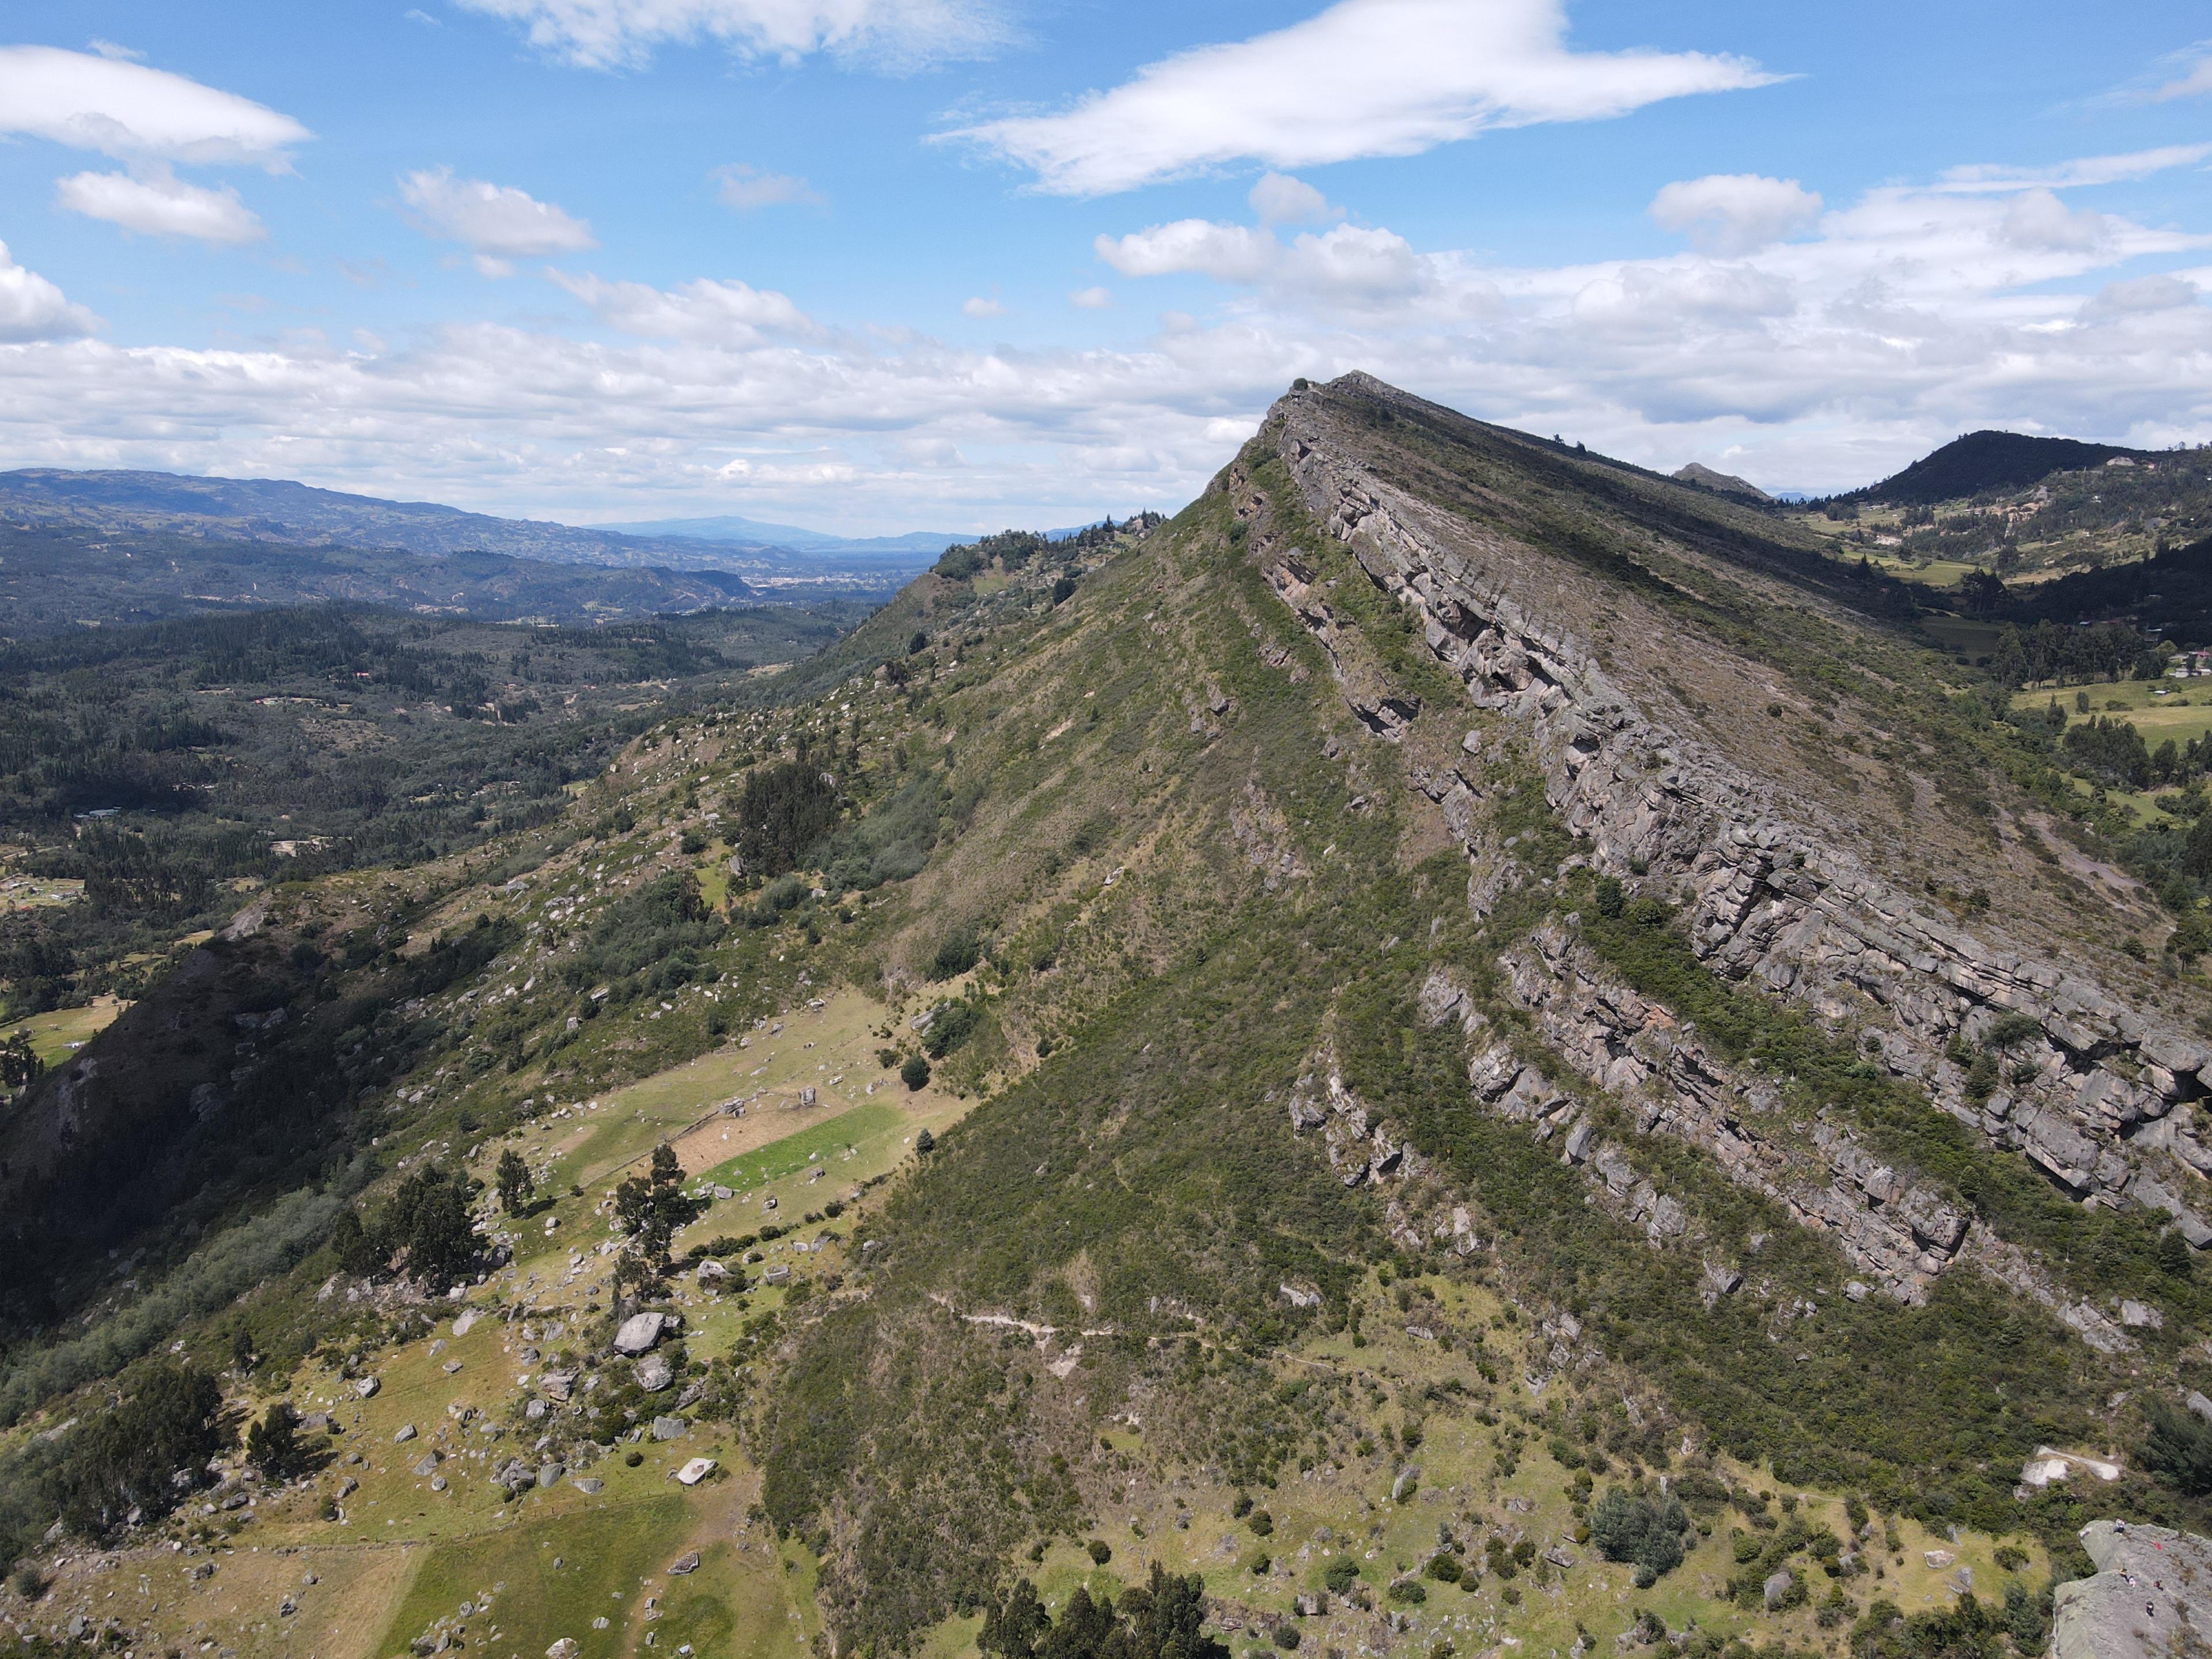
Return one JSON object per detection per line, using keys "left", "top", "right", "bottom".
{"left": 571, "top": 1477, "right": 604, "bottom": 1495}
{"left": 411, "top": 1452, "right": 441, "bottom": 1478}
{"left": 1763, "top": 1571, "right": 1794, "bottom": 1610}
{"left": 355, "top": 1377, "right": 380, "bottom": 1399}
{"left": 547, "top": 1641, "right": 579, "bottom": 1659}
{"left": 393, "top": 1424, "right": 417, "bottom": 1444}
{"left": 537, "top": 1464, "right": 565, "bottom": 1488}
{"left": 637, "top": 1354, "right": 675, "bottom": 1393}
{"left": 652, "top": 1416, "right": 688, "bottom": 1441}
{"left": 1391, "top": 1466, "right": 1421, "bottom": 1503}
{"left": 675, "top": 1458, "right": 717, "bottom": 1486}
{"left": 613, "top": 1311, "right": 668, "bottom": 1354}
{"left": 669, "top": 1552, "right": 700, "bottom": 1575}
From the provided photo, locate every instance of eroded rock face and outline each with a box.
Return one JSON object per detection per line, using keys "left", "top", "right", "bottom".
{"left": 1256, "top": 376, "right": 2212, "bottom": 1306}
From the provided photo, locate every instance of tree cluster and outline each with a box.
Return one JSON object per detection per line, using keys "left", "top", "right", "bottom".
{"left": 328, "top": 1165, "right": 479, "bottom": 1291}
{"left": 979, "top": 1566, "right": 1228, "bottom": 1659}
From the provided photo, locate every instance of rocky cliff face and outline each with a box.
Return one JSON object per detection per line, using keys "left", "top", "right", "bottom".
{"left": 1245, "top": 374, "right": 2211, "bottom": 1323}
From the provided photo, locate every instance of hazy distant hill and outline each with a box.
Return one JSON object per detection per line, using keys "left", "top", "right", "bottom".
{"left": 0, "top": 468, "right": 930, "bottom": 588}
{"left": 1671, "top": 460, "right": 1773, "bottom": 503}
{"left": 597, "top": 512, "right": 964, "bottom": 560}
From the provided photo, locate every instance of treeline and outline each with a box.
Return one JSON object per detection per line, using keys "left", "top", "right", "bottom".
{"left": 931, "top": 514, "right": 1160, "bottom": 581}
{"left": 1987, "top": 620, "right": 2161, "bottom": 690}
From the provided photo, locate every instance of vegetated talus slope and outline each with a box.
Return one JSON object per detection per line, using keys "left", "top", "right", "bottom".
{"left": 757, "top": 374, "right": 2211, "bottom": 1650}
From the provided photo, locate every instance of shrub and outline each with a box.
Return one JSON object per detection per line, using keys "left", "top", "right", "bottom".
{"left": 915, "top": 1128, "right": 935, "bottom": 1154}
{"left": 1323, "top": 1557, "right": 1361, "bottom": 1595}
{"left": 1590, "top": 1487, "right": 1691, "bottom": 1582}
{"left": 1594, "top": 876, "right": 1625, "bottom": 918}
{"left": 930, "top": 930, "right": 980, "bottom": 980}
{"left": 1087, "top": 1539, "right": 1112, "bottom": 1564}
{"left": 1274, "top": 1626, "right": 1301, "bottom": 1650}
{"left": 902, "top": 1057, "right": 931, "bottom": 1092}
{"left": 1387, "top": 1581, "right": 1427, "bottom": 1606}
{"left": 2145, "top": 1399, "right": 2212, "bottom": 1494}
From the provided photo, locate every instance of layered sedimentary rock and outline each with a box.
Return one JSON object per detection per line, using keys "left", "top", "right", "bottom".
{"left": 1249, "top": 374, "right": 2212, "bottom": 1305}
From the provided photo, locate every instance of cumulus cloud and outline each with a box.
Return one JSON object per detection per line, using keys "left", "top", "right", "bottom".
{"left": 0, "top": 45, "right": 309, "bottom": 166}
{"left": 1249, "top": 172, "right": 1338, "bottom": 227}
{"left": 454, "top": 0, "right": 1007, "bottom": 70}
{"left": 947, "top": 0, "right": 1779, "bottom": 195}
{"left": 1097, "top": 221, "right": 1277, "bottom": 283}
{"left": 712, "top": 163, "right": 821, "bottom": 210}
{"left": 56, "top": 167, "right": 264, "bottom": 244}
{"left": 1069, "top": 286, "right": 1113, "bottom": 309}
{"left": 0, "top": 241, "right": 98, "bottom": 342}
{"left": 399, "top": 168, "right": 598, "bottom": 261}
{"left": 1096, "top": 218, "right": 1426, "bottom": 303}
{"left": 1649, "top": 173, "right": 1820, "bottom": 255}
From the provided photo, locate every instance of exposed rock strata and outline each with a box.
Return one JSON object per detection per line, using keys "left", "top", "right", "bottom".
{"left": 1257, "top": 375, "right": 2212, "bottom": 1294}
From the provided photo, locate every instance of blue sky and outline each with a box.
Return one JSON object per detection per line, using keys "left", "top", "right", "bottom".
{"left": 0, "top": 1, "right": 2207, "bottom": 532}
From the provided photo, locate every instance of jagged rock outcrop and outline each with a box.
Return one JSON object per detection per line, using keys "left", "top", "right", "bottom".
{"left": 1253, "top": 373, "right": 2212, "bottom": 1290}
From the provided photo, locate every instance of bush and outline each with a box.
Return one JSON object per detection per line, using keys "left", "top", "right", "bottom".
{"left": 930, "top": 930, "right": 980, "bottom": 980}
{"left": 734, "top": 759, "right": 840, "bottom": 879}
{"left": 1594, "top": 876, "right": 1625, "bottom": 918}
{"left": 1274, "top": 1626, "right": 1301, "bottom": 1650}
{"left": 1387, "top": 1581, "right": 1428, "bottom": 1606}
{"left": 1087, "top": 1539, "right": 1112, "bottom": 1564}
{"left": 915, "top": 1128, "right": 935, "bottom": 1154}
{"left": 1323, "top": 1557, "right": 1361, "bottom": 1595}
{"left": 1590, "top": 1487, "right": 1691, "bottom": 1582}
{"left": 2145, "top": 1399, "right": 2212, "bottom": 1494}
{"left": 902, "top": 1057, "right": 931, "bottom": 1092}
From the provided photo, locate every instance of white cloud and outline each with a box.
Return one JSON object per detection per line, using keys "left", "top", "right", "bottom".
{"left": 713, "top": 163, "right": 821, "bottom": 210}
{"left": 1249, "top": 172, "right": 1338, "bottom": 227}
{"left": 550, "top": 270, "right": 821, "bottom": 341}
{"left": 1069, "top": 286, "right": 1113, "bottom": 309}
{"left": 454, "top": 0, "right": 1007, "bottom": 70}
{"left": 0, "top": 45, "right": 309, "bottom": 166}
{"left": 1097, "top": 221, "right": 1277, "bottom": 283}
{"left": 1649, "top": 173, "right": 1820, "bottom": 255}
{"left": 2148, "top": 51, "right": 2212, "bottom": 103}
{"left": 399, "top": 167, "right": 598, "bottom": 258}
{"left": 86, "top": 39, "right": 145, "bottom": 62}
{"left": 55, "top": 167, "right": 264, "bottom": 245}
{"left": 1930, "top": 145, "right": 2212, "bottom": 193}
{"left": 2082, "top": 273, "right": 2200, "bottom": 317}
{"left": 0, "top": 241, "right": 98, "bottom": 342}
{"left": 1096, "top": 218, "right": 1426, "bottom": 303}
{"left": 946, "top": 0, "right": 1779, "bottom": 195}
{"left": 961, "top": 296, "right": 1007, "bottom": 319}
{"left": 1999, "top": 188, "right": 2109, "bottom": 253}
{"left": 2, "top": 146, "right": 2209, "bottom": 530}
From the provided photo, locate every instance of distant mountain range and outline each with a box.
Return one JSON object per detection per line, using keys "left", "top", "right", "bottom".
{"left": 0, "top": 469, "right": 931, "bottom": 586}
{"left": 596, "top": 513, "right": 968, "bottom": 562}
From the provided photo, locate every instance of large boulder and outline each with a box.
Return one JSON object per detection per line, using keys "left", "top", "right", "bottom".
{"left": 636, "top": 1354, "right": 674, "bottom": 1393}
{"left": 2054, "top": 1521, "right": 2212, "bottom": 1659}
{"left": 613, "top": 1311, "right": 666, "bottom": 1355}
